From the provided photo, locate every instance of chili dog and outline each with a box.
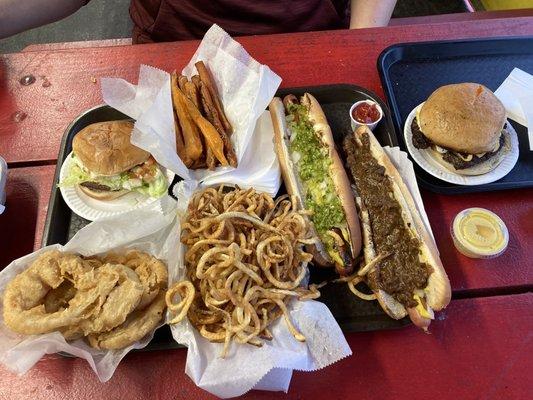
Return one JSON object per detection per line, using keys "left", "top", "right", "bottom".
{"left": 269, "top": 93, "right": 362, "bottom": 275}
{"left": 342, "top": 126, "right": 451, "bottom": 330}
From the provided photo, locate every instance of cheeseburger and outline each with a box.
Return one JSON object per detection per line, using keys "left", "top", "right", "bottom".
{"left": 411, "top": 83, "right": 510, "bottom": 175}
{"left": 60, "top": 121, "right": 168, "bottom": 200}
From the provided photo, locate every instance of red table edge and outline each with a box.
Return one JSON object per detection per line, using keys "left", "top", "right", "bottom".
{"left": 21, "top": 38, "right": 133, "bottom": 53}
{"left": 15, "top": 9, "right": 533, "bottom": 55}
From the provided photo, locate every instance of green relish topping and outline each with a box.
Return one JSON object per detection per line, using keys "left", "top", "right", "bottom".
{"left": 287, "top": 103, "right": 345, "bottom": 235}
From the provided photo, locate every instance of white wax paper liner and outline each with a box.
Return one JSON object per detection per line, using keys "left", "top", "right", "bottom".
{"left": 494, "top": 67, "right": 532, "bottom": 127}
{"left": 517, "top": 93, "right": 533, "bottom": 150}
{"left": 168, "top": 181, "right": 352, "bottom": 399}
{"left": 0, "top": 197, "right": 181, "bottom": 382}
{"left": 383, "top": 146, "right": 435, "bottom": 243}
{"left": 101, "top": 24, "right": 283, "bottom": 196}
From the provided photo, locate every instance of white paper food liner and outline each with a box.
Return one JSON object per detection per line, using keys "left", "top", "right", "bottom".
{"left": 168, "top": 181, "right": 352, "bottom": 399}
{"left": 495, "top": 68, "right": 533, "bottom": 150}
{"left": 517, "top": 94, "right": 533, "bottom": 151}
{"left": 383, "top": 146, "right": 435, "bottom": 243}
{"left": 102, "top": 24, "right": 282, "bottom": 196}
{"left": 0, "top": 197, "right": 180, "bottom": 382}
{"left": 495, "top": 67, "right": 532, "bottom": 127}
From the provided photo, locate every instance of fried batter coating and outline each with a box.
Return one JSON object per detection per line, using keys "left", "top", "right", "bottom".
{"left": 87, "top": 291, "right": 167, "bottom": 350}
{"left": 3, "top": 249, "right": 168, "bottom": 350}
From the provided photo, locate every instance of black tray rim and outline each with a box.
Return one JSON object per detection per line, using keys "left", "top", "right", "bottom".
{"left": 377, "top": 35, "right": 533, "bottom": 194}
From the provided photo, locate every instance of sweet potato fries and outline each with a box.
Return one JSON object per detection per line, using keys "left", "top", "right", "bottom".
{"left": 171, "top": 61, "right": 237, "bottom": 170}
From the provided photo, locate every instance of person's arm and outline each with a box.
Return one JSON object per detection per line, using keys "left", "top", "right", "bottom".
{"left": 349, "top": 0, "right": 397, "bottom": 29}
{"left": 0, "top": 0, "right": 88, "bottom": 39}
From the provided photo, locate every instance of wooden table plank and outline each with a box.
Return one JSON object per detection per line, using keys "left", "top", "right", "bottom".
{"left": 1, "top": 16, "right": 532, "bottom": 164}
{"left": 0, "top": 293, "right": 530, "bottom": 400}
{"left": 0, "top": 165, "right": 55, "bottom": 268}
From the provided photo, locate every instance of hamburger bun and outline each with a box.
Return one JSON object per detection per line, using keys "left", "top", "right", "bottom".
{"left": 78, "top": 185, "right": 129, "bottom": 200}
{"left": 73, "top": 121, "right": 150, "bottom": 176}
{"left": 419, "top": 83, "right": 506, "bottom": 154}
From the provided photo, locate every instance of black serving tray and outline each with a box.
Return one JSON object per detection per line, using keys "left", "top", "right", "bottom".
{"left": 43, "top": 85, "right": 409, "bottom": 352}
{"left": 378, "top": 37, "right": 533, "bottom": 194}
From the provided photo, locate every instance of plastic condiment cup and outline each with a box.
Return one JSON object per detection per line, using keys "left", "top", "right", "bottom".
{"left": 451, "top": 208, "right": 509, "bottom": 259}
{"left": 349, "top": 100, "right": 383, "bottom": 132}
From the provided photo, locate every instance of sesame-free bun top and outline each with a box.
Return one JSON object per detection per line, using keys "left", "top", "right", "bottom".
{"left": 73, "top": 121, "right": 150, "bottom": 176}
{"left": 418, "top": 83, "right": 506, "bottom": 154}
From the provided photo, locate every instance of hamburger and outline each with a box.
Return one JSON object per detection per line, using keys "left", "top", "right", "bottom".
{"left": 60, "top": 121, "right": 168, "bottom": 200}
{"left": 411, "top": 83, "right": 511, "bottom": 175}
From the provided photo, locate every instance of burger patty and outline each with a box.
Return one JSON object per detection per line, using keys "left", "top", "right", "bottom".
{"left": 442, "top": 135, "right": 505, "bottom": 170}
{"left": 411, "top": 118, "right": 505, "bottom": 170}
{"left": 79, "top": 182, "right": 112, "bottom": 192}
{"left": 411, "top": 119, "right": 432, "bottom": 149}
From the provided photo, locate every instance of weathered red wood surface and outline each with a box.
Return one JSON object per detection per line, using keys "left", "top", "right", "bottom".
{"left": 1, "top": 16, "right": 533, "bottom": 164}
{"left": 0, "top": 165, "right": 54, "bottom": 268}
{"left": 0, "top": 293, "right": 530, "bottom": 400}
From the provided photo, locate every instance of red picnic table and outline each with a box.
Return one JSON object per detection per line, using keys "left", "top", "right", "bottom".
{"left": 0, "top": 11, "right": 532, "bottom": 400}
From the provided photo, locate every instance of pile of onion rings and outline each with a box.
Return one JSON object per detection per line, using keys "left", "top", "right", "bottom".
{"left": 166, "top": 185, "right": 322, "bottom": 357}
{"left": 3, "top": 249, "right": 168, "bottom": 350}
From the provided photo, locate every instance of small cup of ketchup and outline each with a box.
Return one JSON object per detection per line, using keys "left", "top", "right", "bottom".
{"left": 349, "top": 100, "right": 383, "bottom": 132}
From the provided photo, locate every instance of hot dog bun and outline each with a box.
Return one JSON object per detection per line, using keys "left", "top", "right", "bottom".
{"left": 269, "top": 93, "right": 362, "bottom": 274}
{"left": 270, "top": 97, "right": 331, "bottom": 266}
{"left": 344, "top": 126, "right": 451, "bottom": 329}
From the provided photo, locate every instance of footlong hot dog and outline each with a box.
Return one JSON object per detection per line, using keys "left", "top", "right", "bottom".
{"left": 342, "top": 126, "right": 451, "bottom": 330}
{"left": 269, "top": 93, "right": 362, "bottom": 275}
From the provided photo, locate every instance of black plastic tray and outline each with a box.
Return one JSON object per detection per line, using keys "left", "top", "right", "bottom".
{"left": 43, "top": 85, "right": 409, "bottom": 351}
{"left": 378, "top": 37, "right": 533, "bottom": 194}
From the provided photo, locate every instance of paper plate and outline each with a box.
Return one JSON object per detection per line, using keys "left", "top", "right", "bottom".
{"left": 59, "top": 152, "right": 174, "bottom": 221}
{"left": 403, "top": 104, "right": 519, "bottom": 186}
